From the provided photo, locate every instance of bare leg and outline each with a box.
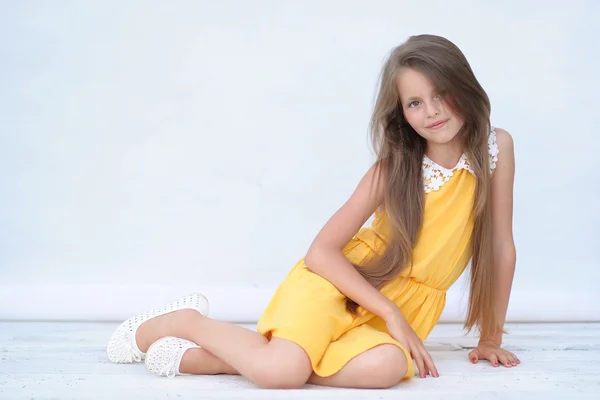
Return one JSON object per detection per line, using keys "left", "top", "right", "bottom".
{"left": 179, "top": 348, "right": 239, "bottom": 375}
{"left": 177, "top": 341, "right": 408, "bottom": 389}
{"left": 136, "top": 309, "right": 311, "bottom": 389}
{"left": 308, "top": 344, "right": 408, "bottom": 388}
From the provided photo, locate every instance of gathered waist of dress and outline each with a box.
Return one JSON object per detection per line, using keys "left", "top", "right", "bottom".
{"left": 376, "top": 274, "right": 448, "bottom": 306}
{"left": 347, "top": 233, "right": 448, "bottom": 291}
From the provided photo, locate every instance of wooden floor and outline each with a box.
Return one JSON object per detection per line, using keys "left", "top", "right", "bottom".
{"left": 0, "top": 321, "right": 599, "bottom": 399}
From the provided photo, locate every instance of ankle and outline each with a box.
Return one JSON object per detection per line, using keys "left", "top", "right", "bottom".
{"left": 180, "top": 348, "right": 223, "bottom": 375}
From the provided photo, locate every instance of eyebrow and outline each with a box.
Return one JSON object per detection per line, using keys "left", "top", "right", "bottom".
{"left": 403, "top": 96, "right": 421, "bottom": 103}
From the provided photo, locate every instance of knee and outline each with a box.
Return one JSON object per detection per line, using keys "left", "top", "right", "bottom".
{"left": 252, "top": 364, "right": 309, "bottom": 389}
{"left": 362, "top": 345, "right": 408, "bottom": 388}
{"left": 250, "top": 343, "right": 312, "bottom": 389}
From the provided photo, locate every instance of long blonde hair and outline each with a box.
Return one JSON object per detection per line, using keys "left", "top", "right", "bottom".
{"left": 347, "top": 34, "right": 501, "bottom": 338}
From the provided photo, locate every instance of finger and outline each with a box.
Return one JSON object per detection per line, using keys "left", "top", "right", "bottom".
{"left": 502, "top": 350, "right": 516, "bottom": 366}
{"left": 489, "top": 353, "right": 499, "bottom": 367}
{"left": 427, "top": 357, "right": 439, "bottom": 377}
{"left": 415, "top": 355, "right": 426, "bottom": 378}
{"left": 469, "top": 350, "right": 479, "bottom": 364}
{"left": 410, "top": 349, "right": 426, "bottom": 378}
{"left": 498, "top": 352, "right": 511, "bottom": 368}
{"left": 506, "top": 353, "right": 516, "bottom": 365}
{"left": 423, "top": 351, "right": 439, "bottom": 377}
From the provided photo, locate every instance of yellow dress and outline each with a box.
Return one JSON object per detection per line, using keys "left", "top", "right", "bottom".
{"left": 257, "top": 128, "right": 499, "bottom": 380}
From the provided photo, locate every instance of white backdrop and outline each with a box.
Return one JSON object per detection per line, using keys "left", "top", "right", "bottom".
{"left": 1, "top": 0, "right": 598, "bottom": 323}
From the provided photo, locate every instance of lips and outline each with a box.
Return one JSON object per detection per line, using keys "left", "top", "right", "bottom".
{"left": 426, "top": 119, "right": 448, "bottom": 129}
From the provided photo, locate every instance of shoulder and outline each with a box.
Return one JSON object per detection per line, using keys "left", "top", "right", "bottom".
{"left": 489, "top": 127, "right": 514, "bottom": 171}
{"left": 489, "top": 127, "right": 515, "bottom": 184}
{"left": 492, "top": 127, "right": 514, "bottom": 153}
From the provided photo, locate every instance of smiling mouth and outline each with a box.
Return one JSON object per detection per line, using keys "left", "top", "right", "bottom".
{"left": 426, "top": 119, "right": 448, "bottom": 129}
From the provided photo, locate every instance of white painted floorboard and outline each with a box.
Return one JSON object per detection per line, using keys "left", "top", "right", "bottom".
{"left": 0, "top": 322, "right": 599, "bottom": 399}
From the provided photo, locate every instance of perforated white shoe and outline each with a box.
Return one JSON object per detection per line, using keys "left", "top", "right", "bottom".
{"left": 145, "top": 336, "right": 200, "bottom": 378}
{"left": 106, "top": 293, "right": 209, "bottom": 363}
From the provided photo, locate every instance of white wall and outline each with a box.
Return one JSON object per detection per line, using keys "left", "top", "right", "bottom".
{"left": 1, "top": 0, "right": 598, "bottom": 323}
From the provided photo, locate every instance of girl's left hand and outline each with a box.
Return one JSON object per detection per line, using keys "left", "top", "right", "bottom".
{"left": 468, "top": 341, "right": 521, "bottom": 368}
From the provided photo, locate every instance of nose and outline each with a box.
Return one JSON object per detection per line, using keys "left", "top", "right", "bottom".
{"left": 426, "top": 98, "right": 441, "bottom": 117}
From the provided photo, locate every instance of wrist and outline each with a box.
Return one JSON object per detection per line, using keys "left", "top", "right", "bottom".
{"left": 381, "top": 301, "right": 403, "bottom": 323}
{"left": 479, "top": 336, "right": 502, "bottom": 347}
{"left": 479, "top": 324, "right": 504, "bottom": 347}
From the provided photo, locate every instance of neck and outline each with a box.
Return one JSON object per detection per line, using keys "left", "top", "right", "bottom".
{"left": 425, "top": 139, "right": 464, "bottom": 169}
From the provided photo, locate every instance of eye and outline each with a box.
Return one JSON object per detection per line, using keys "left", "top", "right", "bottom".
{"left": 408, "top": 101, "right": 420, "bottom": 108}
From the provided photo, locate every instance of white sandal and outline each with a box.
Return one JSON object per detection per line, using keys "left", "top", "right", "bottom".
{"left": 145, "top": 336, "right": 200, "bottom": 378}
{"left": 106, "top": 293, "right": 209, "bottom": 363}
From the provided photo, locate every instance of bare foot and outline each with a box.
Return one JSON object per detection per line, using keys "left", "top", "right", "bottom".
{"left": 136, "top": 309, "right": 201, "bottom": 353}
{"left": 179, "top": 347, "right": 239, "bottom": 375}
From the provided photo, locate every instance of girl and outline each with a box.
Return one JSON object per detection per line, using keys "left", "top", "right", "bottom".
{"left": 106, "top": 34, "right": 519, "bottom": 389}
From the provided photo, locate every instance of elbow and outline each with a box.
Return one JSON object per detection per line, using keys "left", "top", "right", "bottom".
{"left": 304, "top": 245, "right": 324, "bottom": 272}
{"left": 495, "top": 242, "right": 516, "bottom": 271}
{"left": 304, "top": 249, "right": 316, "bottom": 270}
{"left": 507, "top": 242, "right": 517, "bottom": 267}
{"left": 304, "top": 244, "right": 339, "bottom": 273}
{"left": 304, "top": 246, "right": 320, "bottom": 272}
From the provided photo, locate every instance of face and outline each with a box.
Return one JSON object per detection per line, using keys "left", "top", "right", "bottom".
{"left": 396, "top": 68, "right": 464, "bottom": 145}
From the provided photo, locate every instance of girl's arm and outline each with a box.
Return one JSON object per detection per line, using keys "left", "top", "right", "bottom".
{"left": 469, "top": 127, "right": 520, "bottom": 368}
{"left": 487, "top": 127, "right": 517, "bottom": 345}
{"left": 303, "top": 162, "right": 398, "bottom": 320}
{"left": 305, "top": 162, "right": 440, "bottom": 378}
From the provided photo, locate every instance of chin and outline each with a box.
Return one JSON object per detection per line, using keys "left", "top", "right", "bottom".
{"left": 423, "top": 131, "right": 459, "bottom": 144}
{"left": 428, "top": 126, "right": 461, "bottom": 143}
